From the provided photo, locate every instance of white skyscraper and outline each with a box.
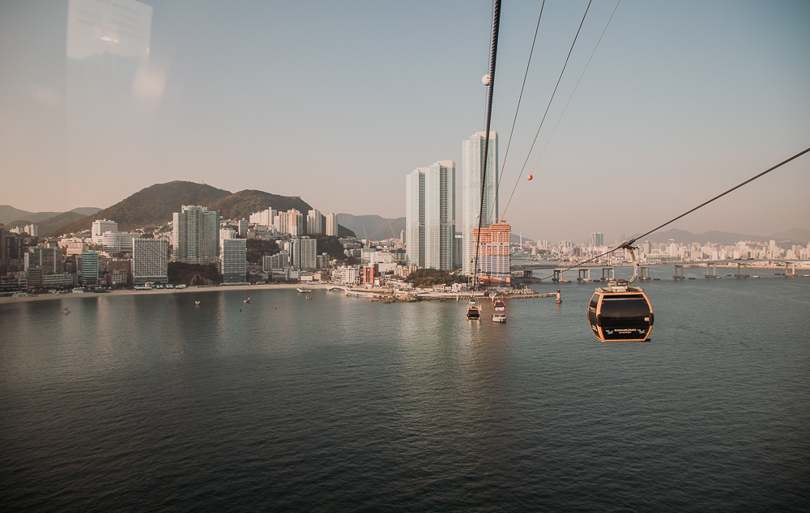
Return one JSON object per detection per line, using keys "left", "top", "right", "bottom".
{"left": 91, "top": 219, "right": 118, "bottom": 244}
{"left": 461, "top": 131, "right": 498, "bottom": 274}
{"left": 307, "top": 209, "right": 325, "bottom": 235}
{"left": 326, "top": 213, "right": 339, "bottom": 237}
{"left": 405, "top": 161, "right": 455, "bottom": 270}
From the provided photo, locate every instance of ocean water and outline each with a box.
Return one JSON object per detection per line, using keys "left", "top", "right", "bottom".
{"left": 1, "top": 268, "right": 809, "bottom": 512}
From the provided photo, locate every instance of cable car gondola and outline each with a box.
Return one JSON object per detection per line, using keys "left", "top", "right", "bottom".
{"left": 467, "top": 297, "right": 481, "bottom": 321}
{"left": 587, "top": 246, "right": 654, "bottom": 342}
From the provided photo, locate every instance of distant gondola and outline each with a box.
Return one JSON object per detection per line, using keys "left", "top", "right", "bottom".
{"left": 466, "top": 297, "right": 481, "bottom": 321}
{"left": 587, "top": 246, "right": 654, "bottom": 342}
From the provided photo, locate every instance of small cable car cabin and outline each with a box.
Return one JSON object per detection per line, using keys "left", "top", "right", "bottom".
{"left": 467, "top": 297, "right": 481, "bottom": 320}
{"left": 587, "top": 285, "right": 654, "bottom": 341}
{"left": 587, "top": 244, "right": 654, "bottom": 342}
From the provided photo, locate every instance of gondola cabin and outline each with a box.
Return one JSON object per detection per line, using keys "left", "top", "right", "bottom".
{"left": 587, "top": 285, "right": 654, "bottom": 342}
{"left": 467, "top": 297, "right": 481, "bottom": 320}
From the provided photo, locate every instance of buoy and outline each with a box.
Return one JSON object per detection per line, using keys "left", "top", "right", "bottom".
{"left": 482, "top": 74, "right": 491, "bottom": 86}
{"left": 274, "top": 306, "right": 277, "bottom": 309}
{"left": 527, "top": 174, "right": 533, "bottom": 180}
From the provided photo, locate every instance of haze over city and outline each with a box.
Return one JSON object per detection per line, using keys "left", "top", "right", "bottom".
{"left": 1, "top": 0, "right": 808, "bottom": 242}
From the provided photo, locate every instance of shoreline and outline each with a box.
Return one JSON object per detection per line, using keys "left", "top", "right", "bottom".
{"left": 0, "top": 283, "right": 331, "bottom": 305}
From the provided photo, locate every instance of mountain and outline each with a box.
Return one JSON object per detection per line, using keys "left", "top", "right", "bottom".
{"left": 0, "top": 206, "right": 59, "bottom": 225}
{"left": 47, "top": 181, "right": 356, "bottom": 237}
{"left": 209, "top": 190, "right": 311, "bottom": 221}
{"left": 338, "top": 214, "right": 405, "bottom": 241}
{"left": 5, "top": 212, "right": 89, "bottom": 235}
{"left": 50, "top": 181, "right": 233, "bottom": 235}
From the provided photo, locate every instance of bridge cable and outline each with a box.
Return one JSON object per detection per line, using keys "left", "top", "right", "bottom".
{"left": 472, "top": 0, "right": 501, "bottom": 288}
{"left": 531, "top": 146, "right": 810, "bottom": 281}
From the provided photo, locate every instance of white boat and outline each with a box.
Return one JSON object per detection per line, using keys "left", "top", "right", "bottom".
{"left": 493, "top": 299, "right": 505, "bottom": 312}
{"left": 244, "top": 297, "right": 251, "bottom": 303}
{"left": 492, "top": 313, "right": 507, "bottom": 323}
{"left": 297, "top": 288, "right": 312, "bottom": 293}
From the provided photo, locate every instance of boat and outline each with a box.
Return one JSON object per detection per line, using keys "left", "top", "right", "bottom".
{"left": 244, "top": 297, "right": 251, "bottom": 303}
{"left": 466, "top": 297, "right": 481, "bottom": 320}
{"left": 492, "top": 312, "right": 506, "bottom": 323}
{"left": 194, "top": 301, "right": 200, "bottom": 306}
{"left": 297, "top": 288, "right": 312, "bottom": 293}
{"left": 493, "top": 299, "right": 505, "bottom": 311}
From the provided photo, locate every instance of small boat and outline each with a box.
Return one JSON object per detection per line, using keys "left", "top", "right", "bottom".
{"left": 244, "top": 298, "right": 251, "bottom": 303}
{"left": 61, "top": 307, "right": 71, "bottom": 315}
{"left": 493, "top": 300, "right": 505, "bottom": 312}
{"left": 194, "top": 301, "right": 200, "bottom": 306}
{"left": 492, "top": 313, "right": 506, "bottom": 323}
{"left": 466, "top": 297, "right": 481, "bottom": 320}
{"left": 297, "top": 288, "right": 312, "bottom": 293}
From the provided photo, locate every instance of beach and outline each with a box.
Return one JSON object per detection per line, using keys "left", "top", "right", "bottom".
{"left": 0, "top": 283, "right": 332, "bottom": 305}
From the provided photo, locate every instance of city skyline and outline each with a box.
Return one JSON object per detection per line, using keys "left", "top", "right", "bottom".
{"left": 1, "top": 0, "right": 808, "bottom": 242}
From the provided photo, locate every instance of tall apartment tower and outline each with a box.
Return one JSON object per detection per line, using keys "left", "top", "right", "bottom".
{"left": 133, "top": 238, "right": 168, "bottom": 284}
{"left": 591, "top": 232, "right": 604, "bottom": 247}
{"left": 220, "top": 238, "right": 247, "bottom": 283}
{"left": 405, "top": 161, "right": 456, "bottom": 270}
{"left": 461, "top": 131, "right": 498, "bottom": 274}
{"left": 307, "top": 209, "right": 325, "bottom": 235}
{"left": 291, "top": 237, "right": 317, "bottom": 270}
{"left": 172, "top": 205, "right": 221, "bottom": 264}
{"left": 325, "top": 213, "right": 339, "bottom": 237}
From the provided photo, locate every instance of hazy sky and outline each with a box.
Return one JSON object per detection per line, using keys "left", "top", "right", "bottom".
{"left": 1, "top": 0, "right": 808, "bottom": 242}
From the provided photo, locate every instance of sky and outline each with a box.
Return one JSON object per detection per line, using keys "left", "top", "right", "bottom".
{"left": 0, "top": 0, "right": 808, "bottom": 242}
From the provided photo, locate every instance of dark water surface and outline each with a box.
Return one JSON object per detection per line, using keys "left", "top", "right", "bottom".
{"left": 2, "top": 270, "right": 809, "bottom": 511}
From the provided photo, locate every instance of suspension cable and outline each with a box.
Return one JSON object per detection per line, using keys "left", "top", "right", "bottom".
{"left": 529, "top": 0, "right": 621, "bottom": 175}
{"left": 533, "top": 146, "right": 810, "bottom": 281}
{"left": 498, "top": 0, "right": 546, "bottom": 187}
{"left": 472, "top": 0, "right": 501, "bottom": 289}
{"left": 502, "top": 0, "right": 593, "bottom": 217}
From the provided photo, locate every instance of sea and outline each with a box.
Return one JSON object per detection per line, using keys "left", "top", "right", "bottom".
{"left": 1, "top": 266, "right": 808, "bottom": 512}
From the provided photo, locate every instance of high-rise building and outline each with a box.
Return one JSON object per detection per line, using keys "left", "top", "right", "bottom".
{"left": 307, "top": 209, "right": 325, "bottom": 235}
{"left": 291, "top": 237, "right": 316, "bottom": 270}
{"left": 405, "top": 168, "right": 425, "bottom": 267}
{"left": 237, "top": 219, "right": 249, "bottom": 238}
{"left": 81, "top": 250, "right": 99, "bottom": 287}
{"left": 102, "top": 232, "right": 139, "bottom": 253}
{"left": 461, "top": 131, "right": 498, "bottom": 274}
{"left": 0, "top": 224, "right": 6, "bottom": 274}
{"left": 405, "top": 161, "right": 456, "bottom": 270}
{"left": 473, "top": 222, "right": 511, "bottom": 287}
{"left": 288, "top": 210, "right": 304, "bottom": 237}
{"left": 133, "top": 238, "right": 168, "bottom": 284}
{"left": 26, "top": 246, "right": 63, "bottom": 274}
{"left": 220, "top": 238, "right": 247, "bottom": 283}
{"left": 591, "top": 232, "right": 604, "bottom": 247}
{"left": 92, "top": 219, "right": 118, "bottom": 244}
{"left": 249, "top": 208, "right": 277, "bottom": 227}
{"left": 172, "top": 205, "right": 220, "bottom": 264}
{"left": 326, "top": 213, "right": 339, "bottom": 237}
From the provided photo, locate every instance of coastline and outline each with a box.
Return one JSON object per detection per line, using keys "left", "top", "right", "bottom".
{"left": 0, "top": 283, "right": 332, "bottom": 305}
